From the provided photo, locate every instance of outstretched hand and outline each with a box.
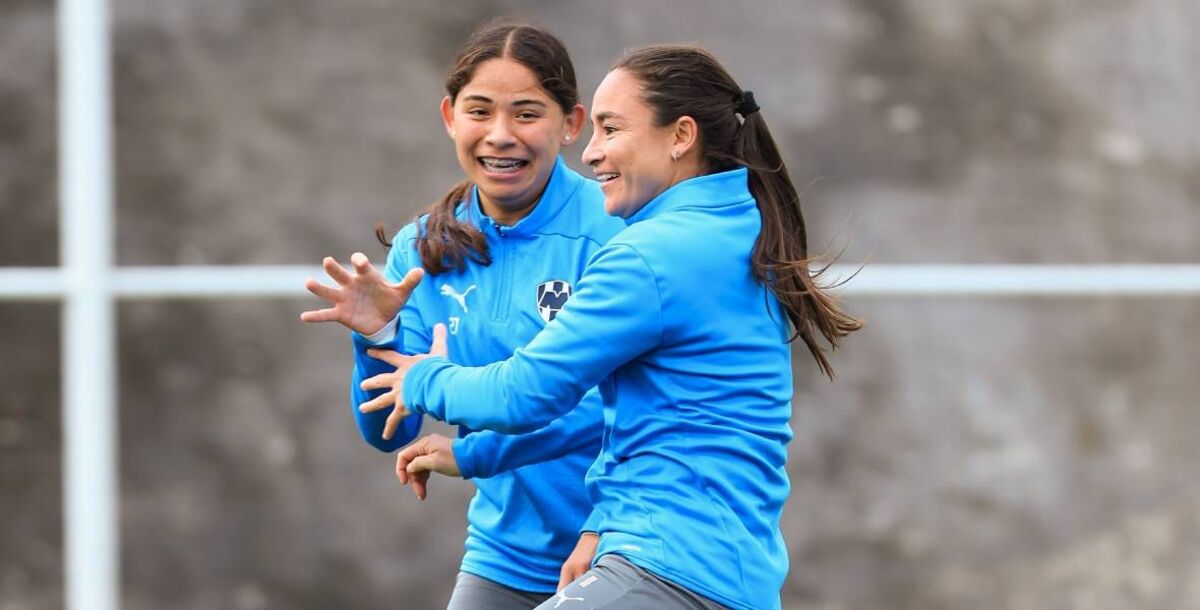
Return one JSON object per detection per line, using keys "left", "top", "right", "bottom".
{"left": 300, "top": 252, "right": 424, "bottom": 335}
{"left": 358, "top": 323, "right": 449, "bottom": 440}
{"left": 394, "top": 433, "right": 461, "bottom": 501}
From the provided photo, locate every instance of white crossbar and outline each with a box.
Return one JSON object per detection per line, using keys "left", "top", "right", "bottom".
{"left": 3, "top": 265, "right": 1199, "bottom": 301}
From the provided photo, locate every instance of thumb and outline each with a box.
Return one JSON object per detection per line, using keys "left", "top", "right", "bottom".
{"left": 429, "top": 323, "right": 448, "bottom": 357}
{"left": 407, "top": 454, "right": 438, "bottom": 476}
{"left": 396, "top": 266, "right": 425, "bottom": 293}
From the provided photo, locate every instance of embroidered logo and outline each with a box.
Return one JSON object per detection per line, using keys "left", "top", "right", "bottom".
{"left": 536, "top": 280, "right": 572, "bottom": 323}
{"left": 440, "top": 284, "right": 476, "bottom": 313}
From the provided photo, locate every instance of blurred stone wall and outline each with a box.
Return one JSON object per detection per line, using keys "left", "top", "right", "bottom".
{"left": 2, "top": 0, "right": 1197, "bottom": 609}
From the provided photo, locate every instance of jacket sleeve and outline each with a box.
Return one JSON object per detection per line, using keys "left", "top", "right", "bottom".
{"left": 450, "top": 387, "right": 605, "bottom": 479}
{"left": 349, "top": 230, "right": 432, "bottom": 452}
{"left": 404, "top": 243, "right": 663, "bottom": 434}
{"left": 581, "top": 508, "right": 603, "bottom": 534}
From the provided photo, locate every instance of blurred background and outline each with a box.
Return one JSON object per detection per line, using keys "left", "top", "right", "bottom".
{"left": 2, "top": 0, "right": 1198, "bottom": 608}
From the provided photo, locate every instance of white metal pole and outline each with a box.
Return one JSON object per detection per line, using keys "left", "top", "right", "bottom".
{"left": 58, "top": 0, "right": 117, "bottom": 608}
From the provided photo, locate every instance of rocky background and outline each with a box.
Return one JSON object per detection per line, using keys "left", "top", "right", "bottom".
{"left": 2, "top": 0, "right": 1198, "bottom": 608}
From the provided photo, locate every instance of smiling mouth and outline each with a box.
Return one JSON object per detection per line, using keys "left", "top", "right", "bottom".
{"left": 479, "top": 157, "right": 529, "bottom": 174}
{"left": 595, "top": 172, "right": 620, "bottom": 183}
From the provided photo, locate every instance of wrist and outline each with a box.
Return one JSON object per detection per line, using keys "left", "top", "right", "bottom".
{"left": 362, "top": 317, "right": 398, "bottom": 344}
{"left": 450, "top": 436, "right": 478, "bottom": 480}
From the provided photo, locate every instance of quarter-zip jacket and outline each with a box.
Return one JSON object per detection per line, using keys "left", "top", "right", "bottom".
{"left": 350, "top": 158, "right": 624, "bottom": 592}
{"left": 404, "top": 168, "right": 795, "bottom": 610}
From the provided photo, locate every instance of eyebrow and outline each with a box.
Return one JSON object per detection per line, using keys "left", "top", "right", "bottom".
{"left": 593, "top": 111, "right": 624, "bottom": 122}
{"left": 460, "top": 94, "right": 548, "bottom": 108}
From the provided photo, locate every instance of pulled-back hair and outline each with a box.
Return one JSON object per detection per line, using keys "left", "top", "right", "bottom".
{"left": 376, "top": 21, "right": 580, "bottom": 274}
{"left": 615, "top": 45, "right": 862, "bottom": 378}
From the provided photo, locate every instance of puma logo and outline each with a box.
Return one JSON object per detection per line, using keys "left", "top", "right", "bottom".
{"left": 440, "top": 284, "right": 476, "bottom": 313}
{"left": 552, "top": 590, "right": 585, "bottom": 608}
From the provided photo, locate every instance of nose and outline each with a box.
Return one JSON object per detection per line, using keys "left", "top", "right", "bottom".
{"left": 581, "top": 130, "right": 602, "bottom": 167}
{"left": 485, "top": 116, "right": 516, "bottom": 148}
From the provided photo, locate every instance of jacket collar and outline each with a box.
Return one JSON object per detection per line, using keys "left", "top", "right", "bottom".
{"left": 625, "top": 167, "right": 752, "bottom": 225}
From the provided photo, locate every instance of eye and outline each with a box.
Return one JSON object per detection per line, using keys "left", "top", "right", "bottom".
{"left": 602, "top": 124, "right": 617, "bottom": 135}
{"left": 465, "top": 107, "right": 488, "bottom": 118}
{"left": 516, "top": 111, "right": 541, "bottom": 121}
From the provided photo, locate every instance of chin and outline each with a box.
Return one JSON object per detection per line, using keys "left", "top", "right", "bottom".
{"left": 602, "top": 199, "right": 623, "bottom": 217}
{"left": 483, "top": 180, "right": 529, "bottom": 199}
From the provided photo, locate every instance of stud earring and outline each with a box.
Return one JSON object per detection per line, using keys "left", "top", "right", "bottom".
{"left": 563, "top": 136, "right": 571, "bottom": 144}
{"left": 671, "top": 150, "right": 679, "bottom": 161}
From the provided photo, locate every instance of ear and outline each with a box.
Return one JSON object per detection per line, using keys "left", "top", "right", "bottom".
{"left": 672, "top": 115, "right": 699, "bottom": 158}
{"left": 440, "top": 96, "right": 455, "bottom": 139}
{"left": 563, "top": 103, "right": 586, "bottom": 144}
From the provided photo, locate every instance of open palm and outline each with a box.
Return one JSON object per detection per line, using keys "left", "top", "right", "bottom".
{"left": 358, "top": 322, "right": 449, "bottom": 439}
{"left": 300, "top": 252, "right": 424, "bottom": 335}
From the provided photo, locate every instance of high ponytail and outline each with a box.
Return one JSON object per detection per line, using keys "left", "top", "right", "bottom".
{"left": 376, "top": 20, "right": 580, "bottom": 275}
{"left": 736, "top": 111, "right": 862, "bottom": 378}
{"left": 615, "top": 45, "right": 862, "bottom": 378}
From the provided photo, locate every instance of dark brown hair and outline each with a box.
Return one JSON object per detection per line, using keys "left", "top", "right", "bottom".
{"left": 376, "top": 21, "right": 580, "bottom": 275}
{"left": 615, "top": 45, "right": 862, "bottom": 378}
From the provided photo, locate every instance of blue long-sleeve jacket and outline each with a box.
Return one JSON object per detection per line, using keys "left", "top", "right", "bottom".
{"left": 404, "top": 168, "right": 795, "bottom": 610}
{"left": 350, "top": 158, "right": 625, "bottom": 592}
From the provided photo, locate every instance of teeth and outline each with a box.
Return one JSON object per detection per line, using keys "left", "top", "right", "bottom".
{"left": 596, "top": 173, "right": 620, "bottom": 183}
{"left": 480, "top": 157, "right": 526, "bottom": 173}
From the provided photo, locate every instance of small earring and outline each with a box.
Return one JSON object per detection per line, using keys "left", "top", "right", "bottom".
{"left": 563, "top": 136, "right": 571, "bottom": 144}
{"left": 671, "top": 150, "right": 679, "bottom": 161}
{"left": 450, "top": 130, "right": 457, "bottom": 137}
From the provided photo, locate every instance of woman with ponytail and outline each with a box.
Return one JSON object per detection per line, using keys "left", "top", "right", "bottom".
{"left": 363, "top": 44, "right": 861, "bottom": 609}
{"left": 302, "top": 22, "right": 624, "bottom": 609}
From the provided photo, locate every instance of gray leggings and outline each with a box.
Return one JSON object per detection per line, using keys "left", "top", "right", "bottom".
{"left": 532, "top": 554, "right": 729, "bottom": 610}
{"left": 445, "top": 572, "right": 552, "bottom": 610}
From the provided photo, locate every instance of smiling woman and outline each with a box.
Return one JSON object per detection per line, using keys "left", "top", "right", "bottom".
{"left": 582, "top": 69, "right": 692, "bottom": 218}
{"left": 440, "top": 58, "right": 584, "bottom": 225}
{"left": 301, "top": 21, "right": 624, "bottom": 610}
{"left": 370, "top": 44, "right": 863, "bottom": 610}
{"left": 385, "top": 23, "right": 588, "bottom": 276}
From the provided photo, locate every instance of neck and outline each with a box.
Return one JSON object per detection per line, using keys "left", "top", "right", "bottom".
{"left": 666, "top": 158, "right": 705, "bottom": 190}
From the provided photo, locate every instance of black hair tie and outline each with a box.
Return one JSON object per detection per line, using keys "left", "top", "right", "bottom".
{"left": 736, "top": 90, "right": 760, "bottom": 117}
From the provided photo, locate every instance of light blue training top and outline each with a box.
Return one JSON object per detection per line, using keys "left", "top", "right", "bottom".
{"left": 350, "top": 157, "right": 625, "bottom": 592}
{"left": 405, "top": 168, "right": 795, "bottom": 610}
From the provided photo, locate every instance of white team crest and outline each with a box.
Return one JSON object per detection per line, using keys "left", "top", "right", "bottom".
{"left": 536, "top": 280, "right": 572, "bottom": 323}
{"left": 440, "top": 283, "right": 476, "bottom": 312}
